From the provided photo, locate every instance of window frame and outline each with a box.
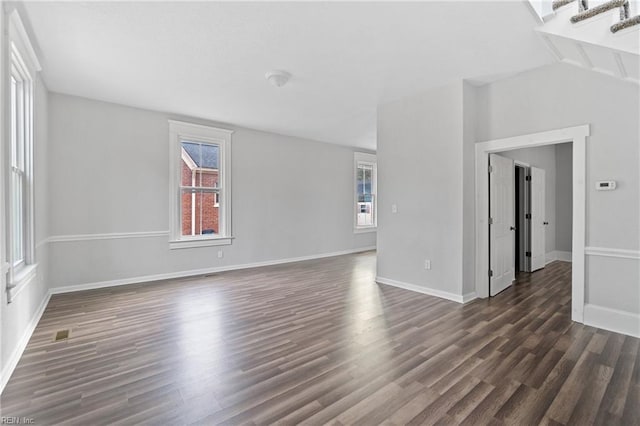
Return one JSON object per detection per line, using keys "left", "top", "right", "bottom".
{"left": 169, "top": 120, "right": 233, "bottom": 249}
{"left": 5, "top": 10, "right": 40, "bottom": 296}
{"left": 353, "top": 152, "right": 377, "bottom": 233}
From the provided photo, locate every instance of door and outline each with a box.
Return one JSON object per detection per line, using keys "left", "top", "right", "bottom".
{"left": 530, "top": 167, "right": 546, "bottom": 271}
{"left": 489, "top": 154, "right": 515, "bottom": 296}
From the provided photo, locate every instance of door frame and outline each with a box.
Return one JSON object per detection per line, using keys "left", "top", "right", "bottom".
{"left": 475, "top": 125, "right": 589, "bottom": 323}
{"left": 514, "top": 162, "right": 530, "bottom": 273}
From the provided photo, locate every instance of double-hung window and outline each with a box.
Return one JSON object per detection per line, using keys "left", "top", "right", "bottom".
{"left": 169, "top": 121, "right": 233, "bottom": 249}
{"left": 6, "top": 11, "right": 39, "bottom": 296}
{"left": 354, "top": 152, "right": 377, "bottom": 232}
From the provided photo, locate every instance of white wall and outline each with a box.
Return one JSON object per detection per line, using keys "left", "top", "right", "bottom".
{"left": 377, "top": 83, "right": 468, "bottom": 300}
{"left": 555, "top": 143, "right": 573, "bottom": 252}
{"left": 46, "top": 93, "right": 375, "bottom": 290}
{"left": 477, "top": 62, "right": 639, "bottom": 320}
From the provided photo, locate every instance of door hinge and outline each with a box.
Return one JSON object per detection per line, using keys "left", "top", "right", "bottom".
{"left": 489, "top": 217, "right": 493, "bottom": 225}
{"left": 488, "top": 269, "right": 493, "bottom": 277}
{"left": 526, "top": 175, "right": 531, "bottom": 181}
{"left": 526, "top": 251, "right": 531, "bottom": 257}
{"left": 525, "top": 213, "right": 531, "bottom": 219}
{"left": 488, "top": 165, "right": 493, "bottom": 173}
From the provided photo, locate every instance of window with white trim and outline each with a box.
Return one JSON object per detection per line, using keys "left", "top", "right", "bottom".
{"left": 354, "top": 152, "right": 377, "bottom": 231}
{"left": 169, "top": 121, "right": 233, "bottom": 249}
{"left": 6, "top": 11, "right": 39, "bottom": 292}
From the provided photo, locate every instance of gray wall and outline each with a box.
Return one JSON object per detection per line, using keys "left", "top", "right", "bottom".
{"left": 47, "top": 93, "right": 376, "bottom": 289}
{"left": 555, "top": 143, "right": 573, "bottom": 252}
{"left": 477, "top": 62, "right": 639, "bottom": 314}
{"left": 377, "top": 83, "right": 466, "bottom": 297}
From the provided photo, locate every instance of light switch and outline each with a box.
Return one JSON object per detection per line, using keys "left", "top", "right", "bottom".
{"left": 391, "top": 204, "right": 398, "bottom": 213}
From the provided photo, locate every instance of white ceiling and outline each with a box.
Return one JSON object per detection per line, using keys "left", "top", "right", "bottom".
{"left": 23, "top": 1, "right": 554, "bottom": 149}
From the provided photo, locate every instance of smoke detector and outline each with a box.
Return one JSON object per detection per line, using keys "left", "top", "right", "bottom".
{"left": 265, "top": 70, "right": 291, "bottom": 87}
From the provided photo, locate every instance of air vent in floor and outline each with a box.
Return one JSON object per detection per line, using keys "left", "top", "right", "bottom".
{"left": 54, "top": 329, "right": 70, "bottom": 341}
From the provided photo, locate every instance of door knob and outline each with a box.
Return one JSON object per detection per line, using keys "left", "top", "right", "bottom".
{"left": 543, "top": 221, "right": 549, "bottom": 225}
{"left": 510, "top": 226, "right": 516, "bottom": 231}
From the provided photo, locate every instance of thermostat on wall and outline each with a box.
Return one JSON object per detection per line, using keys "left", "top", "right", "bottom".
{"left": 595, "top": 180, "right": 616, "bottom": 191}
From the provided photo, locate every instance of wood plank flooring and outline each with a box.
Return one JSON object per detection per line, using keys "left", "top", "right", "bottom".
{"left": 1, "top": 252, "right": 638, "bottom": 425}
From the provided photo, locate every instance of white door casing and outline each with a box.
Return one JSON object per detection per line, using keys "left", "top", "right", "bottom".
{"left": 475, "top": 124, "right": 589, "bottom": 322}
{"left": 489, "top": 154, "right": 515, "bottom": 296}
{"left": 530, "top": 167, "right": 546, "bottom": 271}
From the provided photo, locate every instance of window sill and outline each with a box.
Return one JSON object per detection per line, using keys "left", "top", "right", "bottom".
{"left": 169, "top": 237, "right": 234, "bottom": 250}
{"left": 8, "top": 263, "right": 38, "bottom": 301}
{"left": 354, "top": 227, "right": 377, "bottom": 234}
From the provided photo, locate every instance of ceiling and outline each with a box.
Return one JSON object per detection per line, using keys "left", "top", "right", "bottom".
{"left": 23, "top": 1, "right": 554, "bottom": 149}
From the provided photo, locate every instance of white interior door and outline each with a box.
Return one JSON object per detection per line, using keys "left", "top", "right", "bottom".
{"left": 489, "top": 154, "right": 515, "bottom": 296}
{"left": 530, "top": 167, "right": 546, "bottom": 271}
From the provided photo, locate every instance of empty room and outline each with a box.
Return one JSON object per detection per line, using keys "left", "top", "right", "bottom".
{"left": 0, "top": 0, "right": 639, "bottom": 424}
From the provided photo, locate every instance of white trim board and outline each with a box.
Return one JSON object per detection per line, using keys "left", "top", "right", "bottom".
{"left": 48, "top": 231, "right": 169, "bottom": 243}
{"left": 375, "top": 276, "right": 477, "bottom": 304}
{"left": 585, "top": 247, "right": 640, "bottom": 259}
{"left": 546, "top": 250, "right": 573, "bottom": 264}
{"left": 584, "top": 304, "right": 640, "bottom": 338}
{"left": 50, "top": 246, "right": 377, "bottom": 295}
{"left": 0, "top": 292, "right": 51, "bottom": 395}
{"left": 475, "top": 124, "right": 589, "bottom": 323}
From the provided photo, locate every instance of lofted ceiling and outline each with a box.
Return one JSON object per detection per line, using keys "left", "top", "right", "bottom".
{"left": 23, "top": 1, "right": 554, "bottom": 149}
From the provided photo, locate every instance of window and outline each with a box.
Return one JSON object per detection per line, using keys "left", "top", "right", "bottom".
{"left": 354, "top": 152, "right": 377, "bottom": 232}
{"left": 6, "top": 11, "right": 40, "bottom": 293}
{"left": 169, "top": 121, "right": 233, "bottom": 249}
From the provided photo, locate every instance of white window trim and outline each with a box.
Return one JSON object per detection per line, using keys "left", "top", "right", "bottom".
{"left": 354, "top": 152, "right": 377, "bottom": 233}
{"left": 5, "top": 10, "right": 40, "bottom": 300}
{"left": 168, "top": 120, "right": 233, "bottom": 249}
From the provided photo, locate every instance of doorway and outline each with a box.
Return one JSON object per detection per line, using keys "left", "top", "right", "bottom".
{"left": 475, "top": 125, "right": 589, "bottom": 323}
{"left": 488, "top": 155, "right": 549, "bottom": 296}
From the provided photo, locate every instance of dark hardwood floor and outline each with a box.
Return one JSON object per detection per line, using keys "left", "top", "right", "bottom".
{"left": 1, "top": 252, "right": 638, "bottom": 425}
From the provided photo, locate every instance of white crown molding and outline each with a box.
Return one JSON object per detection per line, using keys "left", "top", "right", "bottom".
{"left": 375, "top": 276, "right": 476, "bottom": 304}
{"left": 585, "top": 247, "right": 640, "bottom": 259}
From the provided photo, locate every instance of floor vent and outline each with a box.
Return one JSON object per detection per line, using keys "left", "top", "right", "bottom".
{"left": 54, "top": 329, "right": 70, "bottom": 341}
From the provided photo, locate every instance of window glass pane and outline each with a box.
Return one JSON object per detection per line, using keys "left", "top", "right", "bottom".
{"left": 356, "top": 194, "right": 375, "bottom": 227}
{"left": 11, "top": 77, "right": 17, "bottom": 168}
{"left": 12, "top": 171, "right": 24, "bottom": 264}
{"left": 181, "top": 141, "right": 219, "bottom": 188}
{"left": 181, "top": 189, "right": 220, "bottom": 237}
{"left": 356, "top": 163, "right": 375, "bottom": 227}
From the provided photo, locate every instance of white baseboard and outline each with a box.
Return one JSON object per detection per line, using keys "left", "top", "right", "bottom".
{"left": 462, "top": 291, "right": 478, "bottom": 303}
{"left": 375, "top": 276, "right": 475, "bottom": 304}
{"left": 50, "top": 246, "right": 377, "bottom": 295}
{"left": 584, "top": 304, "right": 640, "bottom": 338}
{"left": 0, "top": 292, "right": 51, "bottom": 395}
{"left": 1, "top": 246, "right": 375, "bottom": 394}
{"left": 546, "top": 250, "right": 572, "bottom": 265}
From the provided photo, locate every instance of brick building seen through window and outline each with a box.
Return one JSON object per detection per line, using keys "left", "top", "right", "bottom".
{"left": 180, "top": 142, "right": 220, "bottom": 236}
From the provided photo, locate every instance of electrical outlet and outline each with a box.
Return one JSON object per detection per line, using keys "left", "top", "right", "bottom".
{"left": 424, "top": 259, "right": 431, "bottom": 270}
{"left": 217, "top": 250, "right": 224, "bottom": 259}
{"left": 391, "top": 204, "right": 398, "bottom": 213}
